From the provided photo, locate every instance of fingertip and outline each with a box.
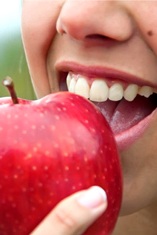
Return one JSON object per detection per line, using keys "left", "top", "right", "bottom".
{"left": 77, "top": 186, "right": 107, "bottom": 209}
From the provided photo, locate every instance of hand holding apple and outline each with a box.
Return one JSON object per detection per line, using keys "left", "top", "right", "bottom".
{"left": 0, "top": 77, "right": 122, "bottom": 235}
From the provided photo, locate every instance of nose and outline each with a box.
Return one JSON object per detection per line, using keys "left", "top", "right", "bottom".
{"left": 56, "top": 0, "right": 134, "bottom": 43}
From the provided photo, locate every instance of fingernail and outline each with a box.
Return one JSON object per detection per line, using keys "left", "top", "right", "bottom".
{"left": 77, "top": 186, "right": 107, "bottom": 209}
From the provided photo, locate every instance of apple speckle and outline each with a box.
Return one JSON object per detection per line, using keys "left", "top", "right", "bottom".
{"left": 4, "top": 175, "right": 9, "bottom": 180}
{"left": 63, "top": 152, "right": 69, "bottom": 157}
{"left": 78, "top": 183, "right": 83, "bottom": 187}
{"left": 32, "top": 166, "right": 37, "bottom": 171}
{"left": 55, "top": 115, "right": 60, "bottom": 120}
{"left": 102, "top": 175, "right": 106, "bottom": 180}
{"left": 14, "top": 114, "right": 19, "bottom": 119}
{"left": 14, "top": 125, "right": 19, "bottom": 130}
{"left": 41, "top": 125, "right": 45, "bottom": 130}
{"left": 84, "top": 108, "right": 89, "bottom": 113}
{"left": 38, "top": 182, "right": 43, "bottom": 188}
{"left": 33, "top": 147, "right": 38, "bottom": 153}
{"left": 13, "top": 174, "right": 18, "bottom": 179}
{"left": 44, "top": 166, "right": 49, "bottom": 171}
{"left": 72, "top": 186, "right": 76, "bottom": 191}
{"left": 31, "top": 207, "right": 36, "bottom": 212}
{"left": 54, "top": 143, "right": 59, "bottom": 148}
{"left": 22, "top": 187, "right": 27, "bottom": 193}
{"left": 70, "top": 102, "right": 75, "bottom": 107}
{"left": 104, "top": 145, "right": 108, "bottom": 150}
{"left": 7, "top": 114, "right": 11, "bottom": 119}
{"left": 39, "top": 113, "right": 44, "bottom": 118}
{"left": 5, "top": 213, "right": 11, "bottom": 219}
{"left": 45, "top": 151, "right": 50, "bottom": 156}
{"left": 63, "top": 107, "right": 67, "bottom": 111}
{"left": 13, "top": 140, "right": 18, "bottom": 145}
{"left": 22, "top": 130, "right": 27, "bottom": 135}
{"left": 32, "top": 125, "right": 36, "bottom": 130}
{"left": 65, "top": 166, "right": 69, "bottom": 171}
{"left": 99, "top": 149, "right": 103, "bottom": 155}
{"left": 57, "top": 107, "right": 62, "bottom": 112}
{"left": 84, "top": 119, "right": 89, "bottom": 124}
{"left": 101, "top": 129, "right": 105, "bottom": 133}
{"left": 37, "top": 143, "right": 42, "bottom": 148}
{"left": 29, "top": 187, "right": 34, "bottom": 192}
{"left": 76, "top": 166, "right": 80, "bottom": 170}
{"left": 12, "top": 203, "right": 17, "bottom": 208}
{"left": 91, "top": 127, "right": 96, "bottom": 133}
{"left": 24, "top": 113, "right": 29, "bottom": 118}
{"left": 51, "top": 125, "right": 56, "bottom": 131}
{"left": 25, "top": 153, "right": 33, "bottom": 159}
{"left": 92, "top": 150, "right": 97, "bottom": 155}
{"left": 93, "top": 174, "right": 97, "bottom": 179}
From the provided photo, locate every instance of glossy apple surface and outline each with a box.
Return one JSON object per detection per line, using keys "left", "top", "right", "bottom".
{"left": 0, "top": 92, "right": 122, "bottom": 235}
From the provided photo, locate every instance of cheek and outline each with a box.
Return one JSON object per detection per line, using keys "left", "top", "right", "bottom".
{"left": 47, "top": 35, "right": 65, "bottom": 93}
{"left": 141, "top": 23, "right": 157, "bottom": 56}
{"left": 22, "top": 1, "right": 62, "bottom": 97}
{"left": 119, "top": 121, "right": 157, "bottom": 214}
{"left": 133, "top": 4, "right": 157, "bottom": 55}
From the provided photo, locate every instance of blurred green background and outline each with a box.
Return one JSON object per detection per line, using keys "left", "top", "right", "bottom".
{"left": 0, "top": 0, "right": 36, "bottom": 99}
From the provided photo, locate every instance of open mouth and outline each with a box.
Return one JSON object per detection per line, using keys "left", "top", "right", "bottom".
{"left": 58, "top": 70, "right": 157, "bottom": 149}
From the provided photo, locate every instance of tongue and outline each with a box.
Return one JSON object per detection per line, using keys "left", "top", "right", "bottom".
{"left": 93, "top": 96, "right": 156, "bottom": 135}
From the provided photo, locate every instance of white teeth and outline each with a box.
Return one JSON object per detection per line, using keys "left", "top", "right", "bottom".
{"left": 109, "top": 83, "right": 123, "bottom": 101}
{"left": 138, "top": 86, "right": 153, "bottom": 98}
{"left": 66, "top": 73, "right": 71, "bottom": 89}
{"left": 69, "top": 77, "right": 76, "bottom": 93}
{"left": 75, "top": 77, "right": 90, "bottom": 99}
{"left": 124, "top": 84, "right": 138, "bottom": 101}
{"left": 90, "top": 80, "right": 108, "bottom": 102}
{"left": 66, "top": 73, "right": 155, "bottom": 102}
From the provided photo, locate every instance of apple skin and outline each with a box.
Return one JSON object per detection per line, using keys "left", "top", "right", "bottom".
{"left": 0, "top": 92, "right": 122, "bottom": 235}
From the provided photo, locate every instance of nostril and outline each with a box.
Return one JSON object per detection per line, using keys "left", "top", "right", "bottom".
{"left": 85, "top": 34, "right": 119, "bottom": 47}
{"left": 86, "top": 34, "right": 111, "bottom": 40}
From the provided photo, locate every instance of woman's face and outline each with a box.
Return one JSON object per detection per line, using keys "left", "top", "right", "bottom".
{"left": 22, "top": 0, "right": 157, "bottom": 216}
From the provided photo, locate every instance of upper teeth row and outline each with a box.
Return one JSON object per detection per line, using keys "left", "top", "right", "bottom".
{"left": 66, "top": 73, "right": 156, "bottom": 102}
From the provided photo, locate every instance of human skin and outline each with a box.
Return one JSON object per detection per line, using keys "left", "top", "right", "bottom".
{"left": 22, "top": 1, "right": 157, "bottom": 234}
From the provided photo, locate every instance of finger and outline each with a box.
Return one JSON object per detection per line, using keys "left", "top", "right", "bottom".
{"left": 30, "top": 186, "right": 107, "bottom": 235}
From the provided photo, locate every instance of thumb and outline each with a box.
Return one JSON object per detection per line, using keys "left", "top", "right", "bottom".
{"left": 30, "top": 186, "right": 107, "bottom": 235}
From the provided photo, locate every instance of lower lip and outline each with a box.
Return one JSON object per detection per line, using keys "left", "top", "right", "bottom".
{"left": 114, "top": 108, "right": 157, "bottom": 151}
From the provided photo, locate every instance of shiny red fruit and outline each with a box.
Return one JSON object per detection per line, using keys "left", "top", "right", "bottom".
{"left": 0, "top": 92, "right": 122, "bottom": 235}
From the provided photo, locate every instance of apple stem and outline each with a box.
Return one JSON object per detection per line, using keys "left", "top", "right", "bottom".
{"left": 3, "top": 77, "right": 19, "bottom": 104}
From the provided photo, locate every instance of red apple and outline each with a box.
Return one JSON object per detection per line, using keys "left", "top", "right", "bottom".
{"left": 0, "top": 79, "right": 122, "bottom": 235}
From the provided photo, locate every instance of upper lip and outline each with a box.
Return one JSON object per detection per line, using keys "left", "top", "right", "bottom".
{"left": 55, "top": 60, "right": 157, "bottom": 88}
